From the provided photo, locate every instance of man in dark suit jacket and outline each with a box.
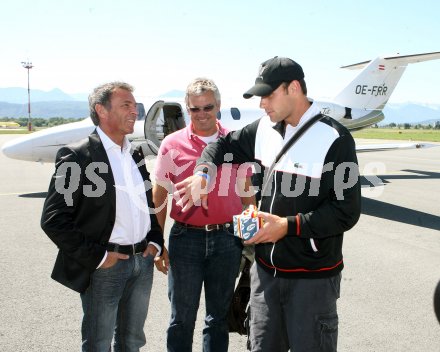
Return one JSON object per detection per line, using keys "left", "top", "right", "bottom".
{"left": 41, "top": 81, "right": 163, "bottom": 351}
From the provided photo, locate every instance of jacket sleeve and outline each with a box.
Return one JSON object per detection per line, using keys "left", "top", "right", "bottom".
{"left": 40, "top": 147, "right": 107, "bottom": 271}
{"left": 136, "top": 146, "right": 164, "bottom": 253}
{"left": 287, "top": 133, "right": 361, "bottom": 238}
{"left": 145, "top": 180, "right": 164, "bottom": 254}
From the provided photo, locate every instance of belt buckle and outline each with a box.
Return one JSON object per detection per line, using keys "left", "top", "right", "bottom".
{"left": 205, "top": 224, "right": 224, "bottom": 231}
{"left": 205, "top": 224, "right": 222, "bottom": 232}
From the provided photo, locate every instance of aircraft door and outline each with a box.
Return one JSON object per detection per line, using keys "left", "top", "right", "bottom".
{"left": 144, "top": 101, "right": 186, "bottom": 155}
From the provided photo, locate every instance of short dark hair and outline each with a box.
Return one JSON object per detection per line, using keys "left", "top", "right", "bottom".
{"left": 281, "top": 79, "right": 307, "bottom": 96}
{"left": 88, "top": 81, "right": 134, "bottom": 126}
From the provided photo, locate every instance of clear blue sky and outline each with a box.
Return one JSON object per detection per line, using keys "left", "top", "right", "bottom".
{"left": 1, "top": 0, "right": 439, "bottom": 105}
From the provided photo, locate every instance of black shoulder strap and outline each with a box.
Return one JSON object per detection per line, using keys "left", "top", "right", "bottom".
{"left": 259, "top": 114, "right": 323, "bottom": 206}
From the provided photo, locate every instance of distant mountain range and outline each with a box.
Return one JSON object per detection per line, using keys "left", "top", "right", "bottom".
{"left": 0, "top": 101, "right": 89, "bottom": 119}
{"left": 0, "top": 87, "right": 88, "bottom": 118}
{"left": 0, "top": 87, "right": 88, "bottom": 104}
{"left": 0, "top": 87, "right": 439, "bottom": 124}
{"left": 382, "top": 103, "right": 440, "bottom": 125}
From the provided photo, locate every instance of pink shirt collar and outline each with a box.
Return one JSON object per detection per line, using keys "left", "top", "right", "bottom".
{"left": 187, "top": 120, "right": 229, "bottom": 141}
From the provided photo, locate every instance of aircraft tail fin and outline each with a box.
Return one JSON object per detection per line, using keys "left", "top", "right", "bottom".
{"left": 332, "top": 52, "right": 440, "bottom": 110}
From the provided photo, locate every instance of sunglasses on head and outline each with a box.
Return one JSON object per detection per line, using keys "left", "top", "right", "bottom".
{"left": 188, "top": 104, "right": 215, "bottom": 113}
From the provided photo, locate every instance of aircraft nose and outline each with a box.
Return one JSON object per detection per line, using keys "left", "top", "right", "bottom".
{"left": 1, "top": 137, "right": 33, "bottom": 161}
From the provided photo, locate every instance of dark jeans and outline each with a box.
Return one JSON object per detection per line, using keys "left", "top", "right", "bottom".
{"left": 167, "top": 223, "right": 243, "bottom": 352}
{"left": 249, "top": 263, "right": 341, "bottom": 352}
{"left": 80, "top": 254, "right": 154, "bottom": 352}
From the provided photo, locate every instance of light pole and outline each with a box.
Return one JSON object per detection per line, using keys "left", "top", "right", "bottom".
{"left": 21, "top": 61, "right": 34, "bottom": 131}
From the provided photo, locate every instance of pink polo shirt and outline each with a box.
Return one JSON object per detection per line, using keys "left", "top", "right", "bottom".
{"left": 154, "top": 121, "right": 250, "bottom": 226}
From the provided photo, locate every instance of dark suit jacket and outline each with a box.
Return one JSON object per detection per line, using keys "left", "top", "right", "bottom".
{"left": 41, "top": 130, "right": 163, "bottom": 293}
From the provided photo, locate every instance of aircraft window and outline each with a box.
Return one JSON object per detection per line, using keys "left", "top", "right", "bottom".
{"left": 217, "top": 111, "right": 221, "bottom": 120}
{"left": 231, "top": 107, "right": 241, "bottom": 120}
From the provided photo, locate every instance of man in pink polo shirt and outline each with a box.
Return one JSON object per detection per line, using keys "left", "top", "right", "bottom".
{"left": 153, "top": 77, "right": 255, "bottom": 352}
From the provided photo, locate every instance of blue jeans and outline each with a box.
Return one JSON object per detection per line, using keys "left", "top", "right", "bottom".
{"left": 167, "top": 223, "right": 243, "bottom": 352}
{"left": 80, "top": 254, "right": 154, "bottom": 352}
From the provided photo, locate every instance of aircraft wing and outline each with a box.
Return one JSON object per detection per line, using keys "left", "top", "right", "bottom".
{"left": 355, "top": 141, "right": 436, "bottom": 152}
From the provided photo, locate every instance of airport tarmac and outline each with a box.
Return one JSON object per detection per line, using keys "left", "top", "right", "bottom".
{"left": 0, "top": 134, "right": 439, "bottom": 351}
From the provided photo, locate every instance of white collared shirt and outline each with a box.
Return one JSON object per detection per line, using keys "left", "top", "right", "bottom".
{"left": 97, "top": 127, "right": 159, "bottom": 266}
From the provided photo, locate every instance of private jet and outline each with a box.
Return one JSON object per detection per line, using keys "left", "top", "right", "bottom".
{"left": 2, "top": 51, "right": 440, "bottom": 163}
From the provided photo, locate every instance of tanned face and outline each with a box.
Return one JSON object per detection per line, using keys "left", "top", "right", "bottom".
{"left": 187, "top": 91, "right": 220, "bottom": 137}
{"left": 259, "top": 81, "right": 307, "bottom": 127}
{"left": 97, "top": 88, "right": 138, "bottom": 145}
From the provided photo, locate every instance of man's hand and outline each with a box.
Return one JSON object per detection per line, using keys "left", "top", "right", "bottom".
{"left": 100, "top": 251, "right": 129, "bottom": 269}
{"left": 244, "top": 212, "right": 288, "bottom": 245}
{"left": 143, "top": 243, "right": 158, "bottom": 258}
{"left": 173, "top": 175, "right": 209, "bottom": 212}
{"left": 154, "top": 247, "right": 170, "bottom": 275}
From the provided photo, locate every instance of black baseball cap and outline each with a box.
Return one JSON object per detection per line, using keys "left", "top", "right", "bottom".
{"left": 243, "top": 56, "right": 304, "bottom": 99}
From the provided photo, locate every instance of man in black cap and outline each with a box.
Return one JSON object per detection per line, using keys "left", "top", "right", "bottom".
{"left": 174, "top": 56, "right": 361, "bottom": 352}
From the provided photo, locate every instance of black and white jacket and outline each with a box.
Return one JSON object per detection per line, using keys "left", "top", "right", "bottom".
{"left": 197, "top": 103, "right": 361, "bottom": 279}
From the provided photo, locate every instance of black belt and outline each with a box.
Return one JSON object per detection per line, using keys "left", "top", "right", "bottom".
{"left": 175, "top": 221, "right": 232, "bottom": 232}
{"left": 107, "top": 239, "right": 147, "bottom": 255}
